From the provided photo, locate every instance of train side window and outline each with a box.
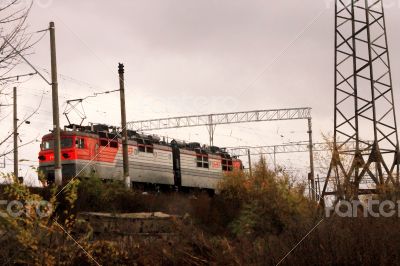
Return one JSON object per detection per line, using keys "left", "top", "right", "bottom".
{"left": 203, "top": 156, "right": 209, "bottom": 168}
{"left": 222, "top": 159, "right": 233, "bottom": 171}
{"left": 196, "top": 154, "right": 209, "bottom": 169}
{"left": 100, "top": 139, "right": 108, "bottom": 146}
{"left": 61, "top": 138, "right": 73, "bottom": 148}
{"left": 138, "top": 145, "right": 145, "bottom": 152}
{"left": 76, "top": 138, "right": 85, "bottom": 149}
{"left": 196, "top": 155, "right": 202, "bottom": 167}
{"left": 80, "top": 138, "right": 85, "bottom": 149}
{"left": 110, "top": 141, "right": 118, "bottom": 148}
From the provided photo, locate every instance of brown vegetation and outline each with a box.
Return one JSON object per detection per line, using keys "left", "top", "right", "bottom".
{"left": 1, "top": 158, "right": 400, "bottom": 265}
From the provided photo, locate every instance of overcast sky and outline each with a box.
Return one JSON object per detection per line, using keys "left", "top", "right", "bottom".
{"left": 1, "top": 0, "right": 400, "bottom": 185}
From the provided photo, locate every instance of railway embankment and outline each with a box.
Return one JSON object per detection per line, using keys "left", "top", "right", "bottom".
{"left": 1, "top": 159, "right": 400, "bottom": 265}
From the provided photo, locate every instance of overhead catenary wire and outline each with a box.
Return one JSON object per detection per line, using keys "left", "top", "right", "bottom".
{"left": 5, "top": 11, "right": 328, "bottom": 187}
{"left": 63, "top": 89, "right": 120, "bottom": 125}
{"left": 0, "top": 72, "right": 37, "bottom": 82}
{"left": 0, "top": 137, "right": 40, "bottom": 158}
{"left": 37, "top": 68, "right": 124, "bottom": 119}
{"left": 1, "top": 34, "right": 51, "bottom": 85}
{"left": 40, "top": 67, "right": 115, "bottom": 94}
{"left": 0, "top": 89, "right": 45, "bottom": 148}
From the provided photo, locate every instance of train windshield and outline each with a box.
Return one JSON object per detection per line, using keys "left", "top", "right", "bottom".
{"left": 41, "top": 138, "right": 73, "bottom": 150}
{"left": 62, "top": 138, "right": 73, "bottom": 148}
{"left": 42, "top": 140, "right": 54, "bottom": 150}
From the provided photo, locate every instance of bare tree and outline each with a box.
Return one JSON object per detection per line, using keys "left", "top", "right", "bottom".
{"left": 0, "top": 0, "right": 34, "bottom": 81}
{"left": 0, "top": 1, "right": 42, "bottom": 166}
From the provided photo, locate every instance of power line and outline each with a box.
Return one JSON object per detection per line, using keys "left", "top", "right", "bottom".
{"left": 63, "top": 89, "right": 120, "bottom": 125}
{"left": 0, "top": 72, "right": 37, "bottom": 82}
{"left": 1, "top": 36, "right": 51, "bottom": 85}
{"left": 40, "top": 67, "right": 112, "bottom": 94}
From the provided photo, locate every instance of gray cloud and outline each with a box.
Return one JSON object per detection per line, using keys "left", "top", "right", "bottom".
{"left": 1, "top": 0, "right": 399, "bottom": 184}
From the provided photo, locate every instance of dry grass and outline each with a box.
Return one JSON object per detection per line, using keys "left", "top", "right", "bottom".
{"left": 1, "top": 160, "right": 400, "bottom": 265}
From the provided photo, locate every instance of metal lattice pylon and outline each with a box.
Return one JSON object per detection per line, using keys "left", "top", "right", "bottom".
{"left": 321, "top": 0, "right": 400, "bottom": 201}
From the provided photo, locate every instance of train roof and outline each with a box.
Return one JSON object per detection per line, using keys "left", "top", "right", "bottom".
{"left": 42, "top": 123, "right": 239, "bottom": 159}
{"left": 42, "top": 130, "right": 98, "bottom": 139}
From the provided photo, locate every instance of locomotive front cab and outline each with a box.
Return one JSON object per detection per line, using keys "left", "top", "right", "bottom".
{"left": 39, "top": 137, "right": 77, "bottom": 160}
{"left": 38, "top": 131, "right": 94, "bottom": 183}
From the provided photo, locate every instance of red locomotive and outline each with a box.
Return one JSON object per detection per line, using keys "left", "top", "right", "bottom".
{"left": 38, "top": 124, "right": 243, "bottom": 192}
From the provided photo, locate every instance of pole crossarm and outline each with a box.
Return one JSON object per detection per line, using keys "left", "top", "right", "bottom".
{"left": 127, "top": 107, "right": 312, "bottom": 131}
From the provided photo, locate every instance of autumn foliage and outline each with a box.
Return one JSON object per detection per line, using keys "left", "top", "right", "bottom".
{"left": 1, "top": 158, "right": 400, "bottom": 265}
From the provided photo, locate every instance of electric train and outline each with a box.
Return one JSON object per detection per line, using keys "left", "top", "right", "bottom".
{"left": 38, "top": 124, "right": 243, "bottom": 192}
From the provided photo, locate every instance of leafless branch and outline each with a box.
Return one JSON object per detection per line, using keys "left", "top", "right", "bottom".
{"left": 0, "top": 1, "right": 47, "bottom": 163}
{"left": 0, "top": 0, "right": 34, "bottom": 84}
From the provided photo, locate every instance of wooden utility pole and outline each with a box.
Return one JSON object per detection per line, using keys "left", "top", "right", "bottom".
{"left": 247, "top": 148, "right": 252, "bottom": 177}
{"left": 13, "top": 87, "right": 18, "bottom": 180}
{"left": 273, "top": 146, "right": 277, "bottom": 173}
{"left": 307, "top": 118, "right": 315, "bottom": 201}
{"left": 118, "top": 63, "right": 130, "bottom": 188}
{"left": 316, "top": 174, "right": 321, "bottom": 201}
{"left": 49, "top": 21, "right": 62, "bottom": 185}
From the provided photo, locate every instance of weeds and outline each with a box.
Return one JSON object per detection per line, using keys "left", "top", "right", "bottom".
{"left": 1, "top": 159, "right": 400, "bottom": 265}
